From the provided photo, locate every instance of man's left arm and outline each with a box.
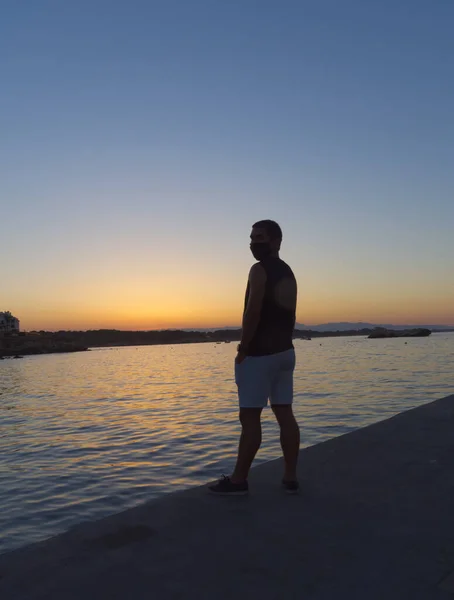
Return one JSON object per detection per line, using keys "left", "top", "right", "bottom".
{"left": 236, "top": 263, "right": 266, "bottom": 363}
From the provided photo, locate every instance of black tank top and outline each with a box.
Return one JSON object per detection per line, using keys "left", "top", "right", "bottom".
{"left": 244, "top": 257, "right": 297, "bottom": 356}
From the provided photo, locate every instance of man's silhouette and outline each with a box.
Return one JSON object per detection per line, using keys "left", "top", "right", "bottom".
{"left": 210, "top": 220, "right": 300, "bottom": 495}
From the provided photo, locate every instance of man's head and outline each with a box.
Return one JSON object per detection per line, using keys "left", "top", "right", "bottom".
{"left": 250, "top": 219, "right": 282, "bottom": 261}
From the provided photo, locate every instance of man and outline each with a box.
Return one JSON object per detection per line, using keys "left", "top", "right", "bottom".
{"left": 209, "top": 220, "right": 300, "bottom": 495}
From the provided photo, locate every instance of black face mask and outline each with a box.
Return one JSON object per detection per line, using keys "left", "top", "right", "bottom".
{"left": 250, "top": 242, "right": 272, "bottom": 261}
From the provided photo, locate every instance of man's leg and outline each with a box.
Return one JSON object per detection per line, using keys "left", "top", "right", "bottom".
{"left": 270, "top": 350, "right": 299, "bottom": 483}
{"left": 271, "top": 404, "right": 300, "bottom": 482}
{"left": 231, "top": 407, "right": 263, "bottom": 483}
{"left": 209, "top": 356, "right": 268, "bottom": 494}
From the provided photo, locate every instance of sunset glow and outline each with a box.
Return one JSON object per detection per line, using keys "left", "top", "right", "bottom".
{"left": 2, "top": 2, "right": 453, "bottom": 331}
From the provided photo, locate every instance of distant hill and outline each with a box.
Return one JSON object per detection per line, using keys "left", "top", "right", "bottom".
{"left": 296, "top": 322, "right": 454, "bottom": 332}
{"left": 183, "top": 322, "right": 454, "bottom": 333}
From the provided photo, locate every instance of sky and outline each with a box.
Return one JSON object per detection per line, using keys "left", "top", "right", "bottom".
{"left": 1, "top": 0, "right": 453, "bottom": 330}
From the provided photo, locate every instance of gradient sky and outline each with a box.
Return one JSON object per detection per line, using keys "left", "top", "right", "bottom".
{"left": 1, "top": 0, "right": 453, "bottom": 330}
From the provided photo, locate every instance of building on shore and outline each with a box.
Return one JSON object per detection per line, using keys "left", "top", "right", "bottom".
{"left": 0, "top": 312, "right": 20, "bottom": 335}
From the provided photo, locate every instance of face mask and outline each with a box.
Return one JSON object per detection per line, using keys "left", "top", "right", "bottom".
{"left": 250, "top": 242, "right": 272, "bottom": 261}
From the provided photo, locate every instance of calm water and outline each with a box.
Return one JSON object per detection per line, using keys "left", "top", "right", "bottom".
{"left": 1, "top": 334, "right": 453, "bottom": 555}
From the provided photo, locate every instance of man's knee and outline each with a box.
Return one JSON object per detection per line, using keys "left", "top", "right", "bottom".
{"left": 239, "top": 407, "right": 262, "bottom": 427}
{"left": 272, "top": 404, "right": 296, "bottom": 427}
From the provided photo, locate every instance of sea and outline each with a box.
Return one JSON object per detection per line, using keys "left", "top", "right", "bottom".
{"left": 1, "top": 333, "right": 453, "bottom": 555}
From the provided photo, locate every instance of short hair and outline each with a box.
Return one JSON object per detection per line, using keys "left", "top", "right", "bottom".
{"left": 252, "top": 219, "right": 283, "bottom": 242}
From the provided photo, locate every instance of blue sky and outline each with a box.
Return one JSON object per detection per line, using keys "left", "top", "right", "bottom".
{"left": 1, "top": 0, "right": 453, "bottom": 329}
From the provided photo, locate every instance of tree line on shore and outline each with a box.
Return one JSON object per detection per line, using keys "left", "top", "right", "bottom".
{"left": 20, "top": 327, "right": 377, "bottom": 347}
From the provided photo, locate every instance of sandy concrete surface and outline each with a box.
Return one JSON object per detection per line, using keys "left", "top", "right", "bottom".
{"left": 1, "top": 394, "right": 454, "bottom": 599}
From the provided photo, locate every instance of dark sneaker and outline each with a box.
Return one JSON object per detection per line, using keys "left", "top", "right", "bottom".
{"left": 208, "top": 475, "right": 249, "bottom": 496}
{"left": 282, "top": 479, "right": 299, "bottom": 494}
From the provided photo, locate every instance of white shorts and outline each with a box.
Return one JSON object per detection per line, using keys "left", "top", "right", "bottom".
{"left": 234, "top": 349, "right": 296, "bottom": 409}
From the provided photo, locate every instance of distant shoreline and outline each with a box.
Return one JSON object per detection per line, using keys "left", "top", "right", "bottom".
{"left": 2, "top": 328, "right": 453, "bottom": 358}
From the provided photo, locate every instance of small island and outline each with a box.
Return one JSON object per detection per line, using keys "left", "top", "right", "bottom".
{"left": 368, "top": 327, "right": 432, "bottom": 339}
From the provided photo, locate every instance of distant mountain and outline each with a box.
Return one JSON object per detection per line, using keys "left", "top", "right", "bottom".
{"left": 296, "top": 322, "right": 453, "bottom": 332}
{"left": 180, "top": 322, "right": 453, "bottom": 333}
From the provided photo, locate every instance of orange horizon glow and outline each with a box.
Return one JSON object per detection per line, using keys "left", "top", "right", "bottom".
{"left": 7, "top": 264, "right": 454, "bottom": 332}
{"left": 19, "top": 311, "right": 454, "bottom": 332}
{"left": 11, "top": 294, "right": 454, "bottom": 332}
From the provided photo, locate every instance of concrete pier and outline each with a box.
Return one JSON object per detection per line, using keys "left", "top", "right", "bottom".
{"left": 1, "top": 394, "right": 454, "bottom": 599}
